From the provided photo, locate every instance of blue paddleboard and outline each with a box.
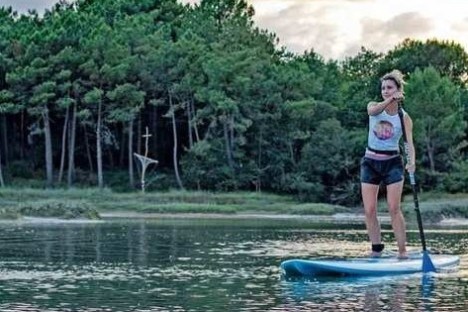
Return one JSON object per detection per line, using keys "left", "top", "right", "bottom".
{"left": 280, "top": 253, "right": 459, "bottom": 277}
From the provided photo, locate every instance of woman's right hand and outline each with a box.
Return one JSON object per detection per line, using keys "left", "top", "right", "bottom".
{"left": 392, "top": 91, "right": 404, "bottom": 102}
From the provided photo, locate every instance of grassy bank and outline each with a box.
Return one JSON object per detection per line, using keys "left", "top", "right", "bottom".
{"left": 0, "top": 187, "right": 352, "bottom": 219}
{"left": 0, "top": 187, "right": 467, "bottom": 222}
{"left": 378, "top": 192, "right": 468, "bottom": 223}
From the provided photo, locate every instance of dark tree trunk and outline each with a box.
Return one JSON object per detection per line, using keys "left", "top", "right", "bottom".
{"left": 169, "top": 92, "right": 183, "bottom": 189}
{"left": 151, "top": 104, "right": 158, "bottom": 156}
{"left": 20, "top": 111, "right": 25, "bottom": 160}
{"left": 187, "top": 100, "right": 193, "bottom": 149}
{"left": 427, "top": 140, "right": 435, "bottom": 173}
{"left": 137, "top": 113, "right": 142, "bottom": 156}
{"left": 96, "top": 100, "right": 104, "bottom": 189}
{"left": 0, "top": 138, "right": 4, "bottom": 187}
{"left": 67, "top": 102, "right": 77, "bottom": 188}
{"left": 223, "top": 117, "right": 234, "bottom": 169}
{"left": 43, "top": 107, "right": 54, "bottom": 188}
{"left": 128, "top": 119, "right": 134, "bottom": 188}
{"left": 58, "top": 106, "right": 70, "bottom": 184}
{"left": 119, "top": 125, "right": 126, "bottom": 167}
{"left": 1, "top": 114, "right": 8, "bottom": 165}
{"left": 190, "top": 97, "right": 200, "bottom": 142}
{"left": 83, "top": 124, "right": 94, "bottom": 173}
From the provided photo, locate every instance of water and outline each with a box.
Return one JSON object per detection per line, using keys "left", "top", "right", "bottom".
{"left": 0, "top": 216, "right": 466, "bottom": 311}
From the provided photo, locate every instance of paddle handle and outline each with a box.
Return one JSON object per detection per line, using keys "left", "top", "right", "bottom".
{"left": 398, "top": 105, "right": 427, "bottom": 252}
{"left": 403, "top": 142, "right": 416, "bottom": 186}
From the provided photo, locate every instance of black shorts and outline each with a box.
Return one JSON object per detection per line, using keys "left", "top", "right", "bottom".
{"left": 360, "top": 156, "right": 404, "bottom": 185}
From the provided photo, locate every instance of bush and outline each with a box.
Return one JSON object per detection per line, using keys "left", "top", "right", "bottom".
{"left": 6, "top": 160, "right": 35, "bottom": 179}
{"left": 284, "top": 173, "right": 324, "bottom": 202}
{"left": 329, "top": 180, "right": 362, "bottom": 207}
{"left": 440, "top": 160, "right": 468, "bottom": 193}
{"left": 0, "top": 208, "right": 21, "bottom": 219}
{"left": 18, "top": 200, "right": 101, "bottom": 219}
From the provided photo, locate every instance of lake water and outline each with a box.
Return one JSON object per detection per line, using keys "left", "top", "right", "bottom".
{"left": 0, "top": 216, "right": 466, "bottom": 311}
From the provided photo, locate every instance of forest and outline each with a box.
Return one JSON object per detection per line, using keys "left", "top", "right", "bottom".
{"left": 0, "top": 0, "right": 467, "bottom": 206}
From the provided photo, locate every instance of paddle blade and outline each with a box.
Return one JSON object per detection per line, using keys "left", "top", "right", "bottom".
{"left": 422, "top": 251, "right": 436, "bottom": 273}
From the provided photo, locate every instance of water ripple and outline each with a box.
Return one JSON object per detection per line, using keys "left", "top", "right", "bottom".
{"left": 0, "top": 218, "right": 466, "bottom": 311}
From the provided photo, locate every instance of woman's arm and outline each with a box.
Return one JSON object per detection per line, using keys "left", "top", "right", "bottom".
{"left": 367, "top": 91, "right": 404, "bottom": 116}
{"left": 404, "top": 114, "right": 416, "bottom": 173}
{"left": 367, "top": 98, "right": 393, "bottom": 116}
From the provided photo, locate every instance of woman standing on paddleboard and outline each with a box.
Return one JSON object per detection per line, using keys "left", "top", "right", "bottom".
{"left": 361, "top": 70, "right": 415, "bottom": 259}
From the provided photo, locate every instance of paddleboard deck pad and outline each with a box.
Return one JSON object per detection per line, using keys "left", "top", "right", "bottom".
{"left": 280, "top": 254, "right": 460, "bottom": 277}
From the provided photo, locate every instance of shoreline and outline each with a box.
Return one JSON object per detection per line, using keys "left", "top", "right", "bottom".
{"left": 0, "top": 211, "right": 466, "bottom": 227}
{"left": 1, "top": 188, "right": 468, "bottom": 224}
{"left": 100, "top": 211, "right": 379, "bottom": 221}
{"left": 100, "top": 211, "right": 468, "bottom": 226}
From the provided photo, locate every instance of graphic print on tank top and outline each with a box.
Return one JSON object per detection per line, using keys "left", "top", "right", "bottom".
{"left": 373, "top": 120, "right": 395, "bottom": 141}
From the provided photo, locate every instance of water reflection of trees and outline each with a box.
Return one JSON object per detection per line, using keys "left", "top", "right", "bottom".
{"left": 33, "top": 222, "right": 192, "bottom": 266}
{"left": 0, "top": 222, "right": 466, "bottom": 311}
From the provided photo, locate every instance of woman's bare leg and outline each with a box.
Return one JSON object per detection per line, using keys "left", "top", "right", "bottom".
{"left": 386, "top": 181, "right": 407, "bottom": 258}
{"left": 362, "top": 183, "right": 381, "bottom": 255}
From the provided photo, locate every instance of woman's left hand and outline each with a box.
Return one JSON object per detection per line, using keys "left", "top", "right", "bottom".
{"left": 406, "top": 163, "right": 416, "bottom": 173}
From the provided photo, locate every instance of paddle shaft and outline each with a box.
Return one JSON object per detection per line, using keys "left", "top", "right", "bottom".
{"left": 398, "top": 105, "right": 428, "bottom": 251}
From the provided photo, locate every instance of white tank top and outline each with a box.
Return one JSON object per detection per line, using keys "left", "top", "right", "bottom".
{"left": 367, "top": 110, "right": 404, "bottom": 152}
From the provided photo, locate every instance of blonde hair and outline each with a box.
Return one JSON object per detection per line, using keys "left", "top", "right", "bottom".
{"left": 381, "top": 70, "right": 405, "bottom": 92}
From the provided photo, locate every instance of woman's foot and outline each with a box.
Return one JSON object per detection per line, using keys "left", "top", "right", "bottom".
{"left": 397, "top": 251, "right": 408, "bottom": 259}
{"left": 370, "top": 243, "right": 385, "bottom": 258}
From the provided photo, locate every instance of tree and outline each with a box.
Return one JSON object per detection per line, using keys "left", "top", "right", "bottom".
{"left": 30, "top": 80, "right": 56, "bottom": 188}
{"left": 7, "top": 55, "right": 57, "bottom": 188}
{"left": 0, "top": 90, "right": 16, "bottom": 188}
{"left": 383, "top": 39, "right": 468, "bottom": 86}
{"left": 80, "top": 18, "right": 130, "bottom": 188}
{"left": 340, "top": 47, "right": 384, "bottom": 129}
{"left": 83, "top": 87, "right": 105, "bottom": 188}
{"left": 296, "top": 119, "right": 363, "bottom": 204}
{"left": 405, "top": 67, "right": 466, "bottom": 176}
{"left": 48, "top": 47, "right": 86, "bottom": 188}
{"left": 106, "top": 83, "right": 145, "bottom": 187}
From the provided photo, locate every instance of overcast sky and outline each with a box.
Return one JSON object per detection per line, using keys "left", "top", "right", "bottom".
{"left": 2, "top": 0, "right": 468, "bottom": 60}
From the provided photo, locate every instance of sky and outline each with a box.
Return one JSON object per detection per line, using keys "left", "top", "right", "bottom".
{"left": 1, "top": 0, "right": 468, "bottom": 60}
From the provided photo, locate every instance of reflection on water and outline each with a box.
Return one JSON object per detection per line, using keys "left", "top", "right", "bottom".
{"left": 279, "top": 272, "right": 468, "bottom": 311}
{"left": 0, "top": 217, "right": 466, "bottom": 311}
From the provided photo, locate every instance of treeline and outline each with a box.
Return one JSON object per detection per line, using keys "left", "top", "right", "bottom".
{"left": 0, "top": 0, "right": 467, "bottom": 205}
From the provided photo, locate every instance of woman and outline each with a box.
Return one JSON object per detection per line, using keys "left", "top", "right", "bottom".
{"left": 360, "top": 70, "right": 415, "bottom": 259}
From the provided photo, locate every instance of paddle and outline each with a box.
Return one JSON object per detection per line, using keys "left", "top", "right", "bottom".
{"left": 398, "top": 104, "right": 436, "bottom": 273}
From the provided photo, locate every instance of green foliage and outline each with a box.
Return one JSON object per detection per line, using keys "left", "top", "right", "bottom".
{"left": 0, "top": 208, "right": 21, "bottom": 219}
{"left": 0, "top": 90, "right": 16, "bottom": 113}
{"left": 340, "top": 47, "right": 383, "bottom": 128}
{"left": 285, "top": 173, "right": 325, "bottom": 202}
{"left": 106, "top": 83, "right": 145, "bottom": 122}
{"left": 0, "top": 187, "right": 351, "bottom": 215}
{"left": 83, "top": 87, "right": 104, "bottom": 105}
{"left": 440, "top": 160, "right": 468, "bottom": 193}
{"left": 6, "top": 160, "right": 35, "bottom": 179}
{"left": 383, "top": 39, "right": 468, "bottom": 85}
{"left": 0, "top": 1, "right": 468, "bottom": 206}
{"left": 288, "top": 203, "right": 351, "bottom": 215}
{"left": 17, "top": 200, "right": 100, "bottom": 219}
{"left": 181, "top": 140, "right": 239, "bottom": 190}
{"left": 295, "top": 119, "right": 363, "bottom": 205}
{"left": 405, "top": 67, "right": 466, "bottom": 175}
